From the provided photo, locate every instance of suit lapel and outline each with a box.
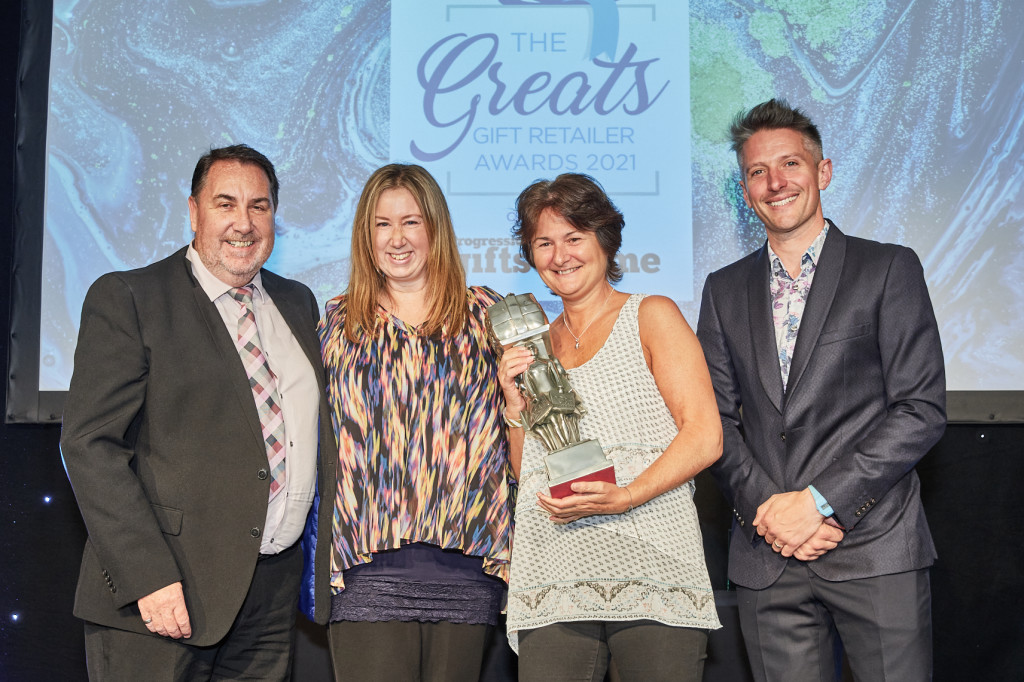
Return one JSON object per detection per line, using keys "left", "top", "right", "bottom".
{"left": 785, "top": 222, "right": 846, "bottom": 400}
{"left": 747, "top": 245, "right": 785, "bottom": 413}
{"left": 261, "top": 272, "right": 325, "bottom": 393}
{"left": 179, "top": 254, "right": 267, "bottom": 456}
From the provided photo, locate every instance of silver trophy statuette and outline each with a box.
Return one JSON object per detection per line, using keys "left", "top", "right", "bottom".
{"left": 486, "top": 293, "right": 616, "bottom": 497}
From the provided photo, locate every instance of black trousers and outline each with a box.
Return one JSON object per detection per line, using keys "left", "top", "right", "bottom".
{"left": 517, "top": 620, "right": 709, "bottom": 682}
{"left": 327, "top": 619, "right": 492, "bottom": 682}
{"left": 736, "top": 561, "right": 932, "bottom": 682}
{"left": 84, "top": 544, "right": 303, "bottom": 681}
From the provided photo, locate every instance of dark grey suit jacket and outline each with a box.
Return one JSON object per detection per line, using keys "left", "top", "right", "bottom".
{"left": 60, "top": 247, "right": 336, "bottom": 646}
{"left": 697, "top": 223, "right": 946, "bottom": 590}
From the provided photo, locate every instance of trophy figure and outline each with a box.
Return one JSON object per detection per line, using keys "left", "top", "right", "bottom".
{"left": 486, "top": 293, "right": 616, "bottom": 497}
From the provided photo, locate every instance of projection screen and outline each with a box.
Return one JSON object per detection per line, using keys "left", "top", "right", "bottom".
{"left": 7, "top": 0, "right": 1024, "bottom": 422}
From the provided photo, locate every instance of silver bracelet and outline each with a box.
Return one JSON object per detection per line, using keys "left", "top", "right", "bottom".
{"left": 624, "top": 486, "right": 634, "bottom": 513}
{"left": 503, "top": 409, "right": 524, "bottom": 429}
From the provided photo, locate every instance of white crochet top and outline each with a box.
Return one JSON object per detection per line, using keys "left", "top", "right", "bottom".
{"left": 506, "top": 294, "right": 721, "bottom": 651}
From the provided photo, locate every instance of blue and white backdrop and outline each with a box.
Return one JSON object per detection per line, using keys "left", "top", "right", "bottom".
{"left": 41, "top": 0, "right": 1024, "bottom": 394}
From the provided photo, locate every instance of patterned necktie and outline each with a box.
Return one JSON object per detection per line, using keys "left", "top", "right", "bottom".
{"left": 229, "top": 285, "right": 286, "bottom": 500}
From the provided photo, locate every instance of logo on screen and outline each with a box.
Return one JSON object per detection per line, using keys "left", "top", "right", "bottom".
{"left": 404, "top": 0, "right": 665, "bottom": 162}
{"left": 496, "top": 0, "right": 621, "bottom": 60}
{"left": 390, "top": 0, "right": 692, "bottom": 299}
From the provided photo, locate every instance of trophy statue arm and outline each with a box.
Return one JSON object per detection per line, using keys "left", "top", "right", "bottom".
{"left": 536, "top": 424, "right": 557, "bottom": 451}
{"left": 553, "top": 414, "right": 574, "bottom": 446}
{"left": 566, "top": 418, "right": 581, "bottom": 443}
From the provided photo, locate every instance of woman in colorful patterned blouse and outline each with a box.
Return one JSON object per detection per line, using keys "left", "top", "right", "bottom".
{"left": 497, "top": 173, "right": 723, "bottom": 682}
{"left": 308, "top": 164, "right": 513, "bottom": 681}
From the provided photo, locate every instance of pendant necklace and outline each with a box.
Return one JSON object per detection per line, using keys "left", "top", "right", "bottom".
{"left": 563, "top": 287, "right": 614, "bottom": 349}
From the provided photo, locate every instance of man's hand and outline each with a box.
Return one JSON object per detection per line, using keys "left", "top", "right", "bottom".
{"left": 753, "top": 489, "right": 823, "bottom": 557}
{"left": 792, "top": 517, "right": 844, "bottom": 561}
{"left": 138, "top": 581, "right": 191, "bottom": 639}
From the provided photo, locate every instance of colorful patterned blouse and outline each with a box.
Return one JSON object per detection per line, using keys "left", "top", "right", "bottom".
{"left": 318, "top": 285, "right": 513, "bottom": 593}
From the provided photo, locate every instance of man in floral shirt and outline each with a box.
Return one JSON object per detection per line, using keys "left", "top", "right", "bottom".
{"left": 697, "top": 99, "right": 946, "bottom": 682}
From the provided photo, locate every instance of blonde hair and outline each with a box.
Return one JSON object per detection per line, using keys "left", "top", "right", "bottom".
{"left": 345, "top": 164, "right": 467, "bottom": 342}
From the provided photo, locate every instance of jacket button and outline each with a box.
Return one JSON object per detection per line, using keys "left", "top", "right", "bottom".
{"left": 779, "top": 432, "right": 786, "bottom": 441}
{"left": 855, "top": 511, "right": 862, "bottom": 517}
{"left": 250, "top": 527, "right": 261, "bottom": 538}
{"left": 257, "top": 469, "right": 268, "bottom": 480}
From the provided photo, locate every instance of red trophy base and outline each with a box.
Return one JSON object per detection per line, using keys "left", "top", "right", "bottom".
{"left": 548, "top": 462, "right": 617, "bottom": 498}
{"left": 545, "top": 439, "right": 616, "bottom": 499}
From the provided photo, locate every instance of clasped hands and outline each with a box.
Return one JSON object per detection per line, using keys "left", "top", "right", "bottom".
{"left": 753, "top": 489, "right": 844, "bottom": 561}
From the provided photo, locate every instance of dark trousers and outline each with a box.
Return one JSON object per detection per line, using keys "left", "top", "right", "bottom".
{"left": 517, "top": 620, "right": 709, "bottom": 682}
{"left": 327, "top": 619, "right": 491, "bottom": 682}
{"left": 84, "top": 544, "right": 303, "bottom": 681}
{"left": 737, "top": 561, "right": 932, "bottom": 682}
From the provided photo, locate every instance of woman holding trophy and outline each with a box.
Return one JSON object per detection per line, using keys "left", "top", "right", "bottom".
{"left": 497, "top": 173, "right": 723, "bottom": 682}
{"left": 305, "top": 164, "right": 513, "bottom": 681}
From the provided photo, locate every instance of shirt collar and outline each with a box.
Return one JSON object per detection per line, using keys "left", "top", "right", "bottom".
{"left": 767, "top": 222, "right": 830, "bottom": 280}
{"left": 186, "top": 243, "right": 266, "bottom": 303}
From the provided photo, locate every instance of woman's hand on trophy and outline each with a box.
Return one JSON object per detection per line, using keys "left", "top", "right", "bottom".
{"left": 536, "top": 482, "right": 632, "bottom": 523}
{"left": 498, "top": 345, "right": 534, "bottom": 417}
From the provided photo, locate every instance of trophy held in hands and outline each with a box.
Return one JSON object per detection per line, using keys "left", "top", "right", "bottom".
{"left": 486, "top": 293, "right": 616, "bottom": 498}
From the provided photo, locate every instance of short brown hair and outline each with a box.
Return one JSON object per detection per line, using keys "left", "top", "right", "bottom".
{"left": 513, "top": 173, "right": 624, "bottom": 283}
{"left": 730, "top": 98, "right": 823, "bottom": 168}
{"left": 191, "top": 144, "right": 279, "bottom": 208}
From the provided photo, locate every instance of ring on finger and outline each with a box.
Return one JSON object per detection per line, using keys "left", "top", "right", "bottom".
{"left": 773, "top": 540, "right": 783, "bottom": 549}
{"left": 143, "top": 618, "right": 153, "bottom": 625}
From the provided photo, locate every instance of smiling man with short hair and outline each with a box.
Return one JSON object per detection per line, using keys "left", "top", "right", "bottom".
{"left": 697, "top": 99, "right": 946, "bottom": 682}
{"left": 61, "top": 144, "right": 335, "bottom": 681}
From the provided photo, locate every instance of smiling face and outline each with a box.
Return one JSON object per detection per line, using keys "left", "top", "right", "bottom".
{"left": 373, "top": 186, "right": 431, "bottom": 292}
{"left": 740, "top": 127, "right": 832, "bottom": 245}
{"left": 531, "top": 208, "right": 608, "bottom": 301}
{"left": 189, "top": 160, "right": 275, "bottom": 287}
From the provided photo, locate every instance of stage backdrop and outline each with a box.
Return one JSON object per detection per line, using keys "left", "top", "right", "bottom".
{"left": 8, "top": 0, "right": 1024, "bottom": 421}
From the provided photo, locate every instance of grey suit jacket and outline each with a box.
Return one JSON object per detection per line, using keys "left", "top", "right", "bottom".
{"left": 60, "top": 247, "right": 336, "bottom": 646}
{"left": 697, "top": 223, "right": 946, "bottom": 590}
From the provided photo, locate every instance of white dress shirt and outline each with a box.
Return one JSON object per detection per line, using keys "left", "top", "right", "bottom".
{"left": 186, "top": 245, "right": 319, "bottom": 553}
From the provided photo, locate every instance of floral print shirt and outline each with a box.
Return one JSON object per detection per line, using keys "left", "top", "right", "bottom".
{"left": 767, "top": 223, "right": 829, "bottom": 390}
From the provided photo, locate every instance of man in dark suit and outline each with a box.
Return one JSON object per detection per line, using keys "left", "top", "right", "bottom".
{"left": 60, "top": 144, "right": 335, "bottom": 680}
{"left": 697, "top": 100, "right": 946, "bottom": 682}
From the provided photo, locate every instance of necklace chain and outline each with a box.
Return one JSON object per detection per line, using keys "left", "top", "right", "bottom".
{"left": 563, "top": 287, "right": 614, "bottom": 350}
